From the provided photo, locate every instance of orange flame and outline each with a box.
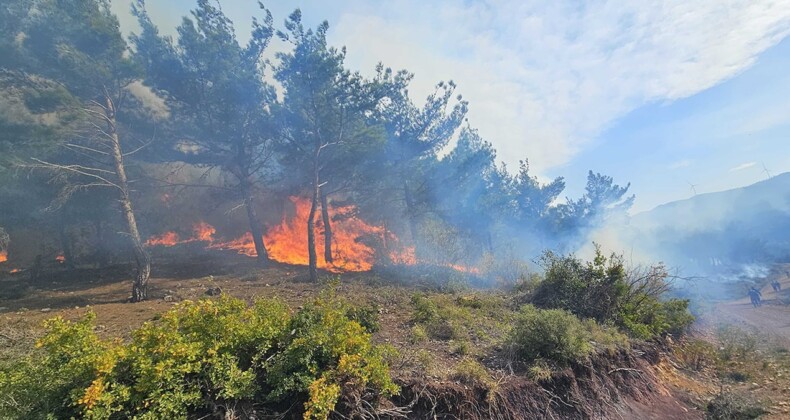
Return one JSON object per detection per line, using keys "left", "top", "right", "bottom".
{"left": 145, "top": 222, "right": 216, "bottom": 247}
{"left": 10, "top": 268, "right": 20, "bottom": 273}
{"left": 192, "top": 222, "right": 216, "bottom": 242}
{"left": 0, "top": 250, "right": 7, "bottom": 263}
{"left": 143, "top": 196, "right": 479, "bottom": 274}
{"left": 55, "top": 254, "right": 65, "bottom": 263}
{"left": 215, "top": 197, "right": 384, "bottom": 272}
{"left": 145, "top": 231, "right": 180, "bottom": 247}
{"left": 389, "top": 245, "right": 416, "bottom": 265}
{"left": 448, "top": 263, "right": 481, "bottom": 274}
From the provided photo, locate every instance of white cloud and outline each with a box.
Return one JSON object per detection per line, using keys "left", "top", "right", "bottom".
{"left": 327, "top": 0, "right": 790, "bottom": 175}
{"left": 668, "top": 159, "right": 692, "bottom": 170}
{"left": 729, "top": 161, "right": 757, "bottom": 172}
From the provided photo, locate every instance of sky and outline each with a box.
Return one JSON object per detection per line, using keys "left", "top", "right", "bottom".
{"left": 112, "top": 0, "right": 790, "bottom": 213}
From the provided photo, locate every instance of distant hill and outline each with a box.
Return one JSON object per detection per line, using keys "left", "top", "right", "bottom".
{"left": 633, "top": 172, "right": 790, "bottom": 231}
{"left": 622, "top": 173, "right": 790, "bottom": 279}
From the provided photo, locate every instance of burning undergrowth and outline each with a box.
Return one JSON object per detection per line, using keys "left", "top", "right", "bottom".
{"left": 143, "top": 195, "right": 481, "bottom": 277}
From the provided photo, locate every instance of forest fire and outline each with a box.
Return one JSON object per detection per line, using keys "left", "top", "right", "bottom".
{"left": 212, "top": 197, "right": 386, "bottom": 272}
{"left": 143, "top": 196, "right": 481, "bottom": 274}
{"left": 0, "top": 250, "right": 7, "bottom": 263}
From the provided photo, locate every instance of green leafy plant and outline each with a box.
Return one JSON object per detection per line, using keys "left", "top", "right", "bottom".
{"left": 532, "top": 247, "right": 694, "bottom": 339}
{"left": 508, "top": 305, "right": 594, "bottom": 365}
{"left": 0, "top": 292, "right": 397, "bottom": 420}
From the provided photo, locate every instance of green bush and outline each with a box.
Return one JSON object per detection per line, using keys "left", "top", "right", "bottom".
{"left": 531, "top": 247, "right": 694, "bottom": 340}
{"left": 0, "top": 312, "right": 110, "bottom": 419}
{"left": 533, "top": 248, "right": 628, "bottom": 323}
{"left": 619, "top": 298, "right": 695, "bottom": 339}
{"left": 410, "top": 293, "right": 463, "bottom": 340}
{"left": 411, "top": 293, "right": 439, "bottom": 323}
{"left": 345, "top": 304, "right": 381, "bottom": 333}
{"left": 0, "top": 293, "right": 398, "bottom": 420}
{"left": 409, "top": 324, "right": 428, "bottom": 343}
{"left": 508, "top": 305, "right": 594, "bottom": 365}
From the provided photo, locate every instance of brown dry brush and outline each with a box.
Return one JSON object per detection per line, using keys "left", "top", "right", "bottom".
{"left": 390, "top": 348, "right": 664, "bottom": 420}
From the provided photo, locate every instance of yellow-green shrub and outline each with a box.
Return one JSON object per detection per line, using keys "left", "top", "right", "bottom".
{"left": 0, "top": 293, "right": 397, "bottom": 420}
{"left": 0, "top": 312, "right": 111, "bottom": 419}
{"left": 508, "top": 305, "right": 593, "bottom": 365}
{"left": 264, "top": 289, "right": 399, "bottom": 417}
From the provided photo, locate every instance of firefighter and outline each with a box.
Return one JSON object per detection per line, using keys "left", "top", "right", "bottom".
{"left": 748, "top": 287, "right": 762, "bottom": 308}
{"left": 771, "top": 279, "right": 781, "bottom": 292}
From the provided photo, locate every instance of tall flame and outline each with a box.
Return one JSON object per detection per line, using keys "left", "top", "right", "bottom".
{"left": 0, "top": 250, "right": 7, "bottom": 263}
{"left": 143, "top": 196, "right": 478, "bottom": 274}
{"left": 217, "top": 197, "right": 384, "bottom": 272}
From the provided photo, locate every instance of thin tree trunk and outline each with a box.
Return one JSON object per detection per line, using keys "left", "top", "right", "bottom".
{"left": 308, "top": 150, "right": 320, "bottom": 282}
{"left": 105, "top": 94, "right": 150, "bottom": 302}
{"left": 241, "top": 179, "right": 269, "bottom": 264}
{"left": 320, "top": 191, "right": 333, "bottom": 264}
{"left": 94, "top": 219, "right": 108, "bottom": 268}
{"left": 58, "top": 211, "right": 75, "bottom": 270}
{"left": 308, "top": 186, "right": 319, "bottom": 282}
{"left": 404, "top": 183, "right": 419, "bottom": 258}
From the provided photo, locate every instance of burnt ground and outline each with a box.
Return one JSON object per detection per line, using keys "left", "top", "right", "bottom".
{"left": 0, "top": 250, "right": 743, "bottom": 419}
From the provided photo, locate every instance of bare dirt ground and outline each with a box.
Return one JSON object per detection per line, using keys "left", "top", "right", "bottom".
{"left": 713, "top": 270, "right": 790, "bottom": 345}
{"left": 697, "top": 265, "right": 790, "bottom": 419}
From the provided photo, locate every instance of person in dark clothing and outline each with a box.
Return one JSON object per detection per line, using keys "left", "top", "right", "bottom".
{"left": 748, "top": 287, "right": 762, "bottom": 308}
{"left": 771, "top": 279, "right": 781, "bottom": 292}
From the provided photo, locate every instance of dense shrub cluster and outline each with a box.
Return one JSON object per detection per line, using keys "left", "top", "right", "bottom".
{"left": 532, "top": 247, "right": 694, "bottom": 339}
{"left": 507, "top": 304, "right": 627, "bottom": 366}
{"left": 0, "top": 293, "right": 397, "bottom": 419}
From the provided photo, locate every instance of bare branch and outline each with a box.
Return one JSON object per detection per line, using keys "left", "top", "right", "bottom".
{"left": 65, "top": 143, "right": 109, "bottom": 156}
{"left": 123, "top": 136, "right": 156, "bottom": 156}
{"left": 29, "top": 158, "right": 122, "bottom": 191}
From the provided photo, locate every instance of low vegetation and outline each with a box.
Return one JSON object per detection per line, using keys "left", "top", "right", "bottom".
{"left": 507, "top": 304, "right": 627, "bottom": 366}
{"left": 532, "top": 247, "right": 695, "bottom": 339}
{"left": 0, "top": 291, "right": 397, "bottom": 419}
{"left": 0, "top": 250, "right": 703, "bottom": 419}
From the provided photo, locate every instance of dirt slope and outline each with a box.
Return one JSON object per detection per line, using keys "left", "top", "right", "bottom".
{"left": 714, "top": 270, "right": 790, "bottom": 344}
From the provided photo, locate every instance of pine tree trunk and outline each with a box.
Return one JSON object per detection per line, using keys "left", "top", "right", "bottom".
{"left": 320, "top": 191, "right": 333, "bottom": 264}
{"left": 307, "top": 151, "right": 320, "bottom": 282}
{"left": 105, "top": 95, "right": 150, "bottom": 302}
{"left": 58, "top": 212, "right": 75, "bottom": 270}
{"left": 94, "top": 219, "right": 108, "bottom": 268}
{"left": 404, "top": 183, "right": 420, "bottom": 258}
{"left": 308, "top": 186, "right": 319, "bottom": 282}
{"left": 241, "top": 180, "right": 269, "bottom": 264}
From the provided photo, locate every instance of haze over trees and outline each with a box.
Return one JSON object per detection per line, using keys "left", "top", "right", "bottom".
{"left": 0, "top": 0, "right": 634, "bottom": 300}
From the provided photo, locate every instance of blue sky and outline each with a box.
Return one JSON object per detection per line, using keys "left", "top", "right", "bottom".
{"left": 113, "top": 0, "right": 790, "bottom": 213}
